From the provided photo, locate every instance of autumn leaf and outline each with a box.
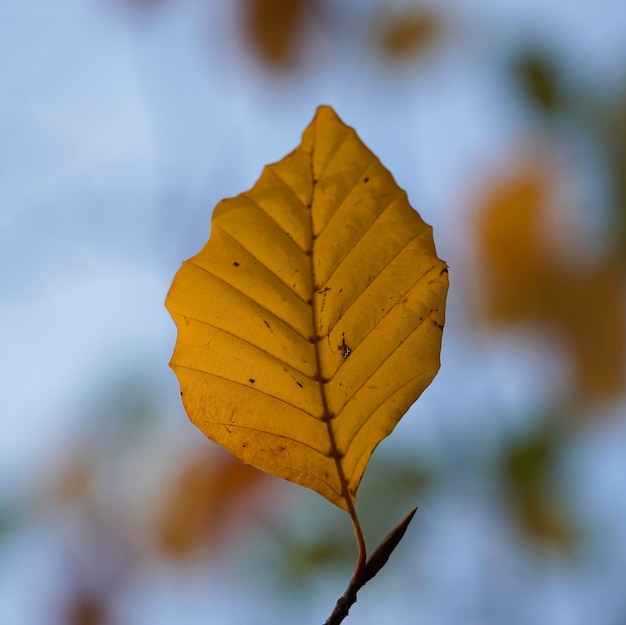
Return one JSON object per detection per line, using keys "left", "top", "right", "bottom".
{"left": 243, "top": 0, "right": 308, "bottom": 68}
{"left": 165, "top": 105, "right": 447, "bottom": 620}
{"left": 475, "top": 157, "right": 625, "bottom": 402}
{"left": 377, "top": 9, "right": 442, "bottom": 61}
{"left": 157, "top": 451, "right": 270, "bottom": 556}
{"left": 65, "top": 593, "right": 107, "bottom": 625}
{"left": 166, "top": 104, "right": 447, "bottom": 512}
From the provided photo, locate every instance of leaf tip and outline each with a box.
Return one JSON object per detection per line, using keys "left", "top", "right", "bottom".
{"left": 314, "top": 103, "right": 342, "bottom": 125}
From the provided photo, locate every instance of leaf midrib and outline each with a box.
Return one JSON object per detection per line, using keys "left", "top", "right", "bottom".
{"left": 307, "top": 144, "right": 355, "bottom": 511}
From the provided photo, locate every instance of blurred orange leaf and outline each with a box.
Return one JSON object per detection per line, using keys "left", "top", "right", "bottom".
{"left": 158, "top": 451, "right": 268, "bottom": 555}
{"left": 377, "top": 9, "right": 442, "bottom": 61}
{"left": 244, "top": 0, "right": 308, "bottom": 68}
{"left": 66, "top": 593, "right": 108, "bottom": 625}
{"left": 165, "top": 105, "right": 448, "bottom": 514}
{"left": 475, "top": 158, "right": 625, "bottom": 402}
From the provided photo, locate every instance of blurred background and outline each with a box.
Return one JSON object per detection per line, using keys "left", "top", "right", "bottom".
{"left": 1, "top": 1, "right": 625, "bottom": 624}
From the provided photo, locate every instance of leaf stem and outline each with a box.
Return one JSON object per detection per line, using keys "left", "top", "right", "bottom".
{"left": 324, "top": 507, "right": 418, "bottom": 625}
{"left": 348, "top": 505, "right": 367, "bottom": 582}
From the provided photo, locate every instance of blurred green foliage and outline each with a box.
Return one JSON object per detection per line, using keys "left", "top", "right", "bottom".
{"left": 514, "top": 50, "right": 564, "bottom": 114}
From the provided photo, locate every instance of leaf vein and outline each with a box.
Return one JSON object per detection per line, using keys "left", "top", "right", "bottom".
{"left": 328, "top": 230, "right": 435, "bottom": 337}
{"left": 170, "top": 315, "right": 315, "bottom": 381}
{"left": 315, "top": 155, "right": 378, "bottom": 238}
{"left": 347, "top": 263, "right": 438, "bottom": 352}
{"left": 214, "top": 228, "right": 310, "bottom": 306}
{"left": 318, "top": 188, "right": 403, "bottom": 288}
{"left": 240, "top": 192, "right": 308, "bottom": 255}
{"left": 185, "top": 259, "right": 309, "bottom": 338}
{"left": 343, "top": 372, "right": 427, "bottom": 465}
{"left": 333, "top": 305, "right": 438, "bottom": 426}
{"left": 266, "top": 166, "right": 311, "bottom": 213}
{"left": 191, "top": 420, "right": 331, "bottom": 458}
{"left": 173, "top": 363, "right": 322, "bottom": 420}
{"left": 315, "top": 126, "right": 352, "bottom": 180}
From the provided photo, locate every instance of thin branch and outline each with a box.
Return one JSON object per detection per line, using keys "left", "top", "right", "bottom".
{"left": 324, "top": 507, "right": 418, "bottom": 625}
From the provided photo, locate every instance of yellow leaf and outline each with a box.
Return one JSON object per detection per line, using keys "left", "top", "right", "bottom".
{"left": 165, "top": 105, "right": 448, "bottom": 512}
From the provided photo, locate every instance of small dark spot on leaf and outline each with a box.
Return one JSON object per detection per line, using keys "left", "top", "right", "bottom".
{"left": 339, "top": 334, "right": 352, "bottom": 359}
{"left": 363, "top": 176, "right": 370, "bottom": 183}
{"left": 263, "top": 320, "right": 270, "bottom": 329}
{"left": 440, "top": 266, "right": 448, "bottom": 275}
{"left": 296, "top": 381, "right": 303, "bottom": 388}
{"left": 433, "top": 320, "right": 444, "bottom": 330}
{"left": 180, "top": 391, "right": 183, "bottom": 397}
{"left": 249, "top": 378, "right": 256, "bottom": 383}
{"left": 233, "top": 261, "right": 240, "bottom": 267}
{"left": 242, "top": 443, "right": 247, "bottom": 448}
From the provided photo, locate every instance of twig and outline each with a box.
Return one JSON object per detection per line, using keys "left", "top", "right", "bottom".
{"left": 324, "top": 507, "right": 417, "bottom": 625}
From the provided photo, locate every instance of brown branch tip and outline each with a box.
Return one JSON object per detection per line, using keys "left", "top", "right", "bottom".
{"left": 324, "top": 507, "right": 418, "bottom": 625}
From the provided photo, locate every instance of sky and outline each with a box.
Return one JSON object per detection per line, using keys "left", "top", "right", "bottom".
{"left": 1, "top": 1, "right": 625, "bottom": 624}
